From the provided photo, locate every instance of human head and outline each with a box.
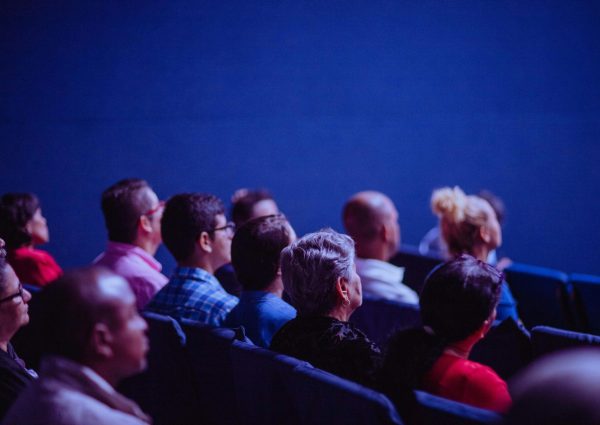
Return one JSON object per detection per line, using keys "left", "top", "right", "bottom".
{"left": 280, "top": 229, "right": 361, "bottom": 318}
{"left": 420, "top": 254, "right": 503, "bottom": 342}
{"left": 37, "top": 266, "right": 148, "bottom": 386}
{"left": 342, "top": 191, "right": 400, "bottom": 260}
{"left": 101, "top": 178, "right": 163, "bottom": 253}
{"left": 431, "top": 186, "right": 502, "bottom": 258}
{"left": 507, "top": 348, "right": 600, "bottom": 425}
{"left": 231, "top": 214, "right": 296, "bottom": 292}
{"left": 161, "top": 193, "right": 232, "bottom": 272}
{"left": 0, "top": 238, "right": 32, "bottom": 344}
{"left": 231, "top": 188, "right": 279, "bottom": 228}
{"left": 0, "top": 193, "right": 49, "bottom": 249}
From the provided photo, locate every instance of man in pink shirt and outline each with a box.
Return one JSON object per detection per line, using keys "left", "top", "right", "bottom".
{"left": 93, "top": 179, "right": 168, "bottom": 310}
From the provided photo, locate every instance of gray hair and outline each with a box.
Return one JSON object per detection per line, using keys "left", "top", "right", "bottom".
{"left": 280, "top": 228, "right": 355, "bottom": 316}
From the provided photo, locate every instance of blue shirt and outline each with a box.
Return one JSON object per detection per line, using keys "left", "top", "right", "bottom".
{"left": 145, "top": 266, "right": 238, "bottom": 326}
{"left": 225, "top": 290, "right": 296, "bottom": 348}
{"left": 497, "top": 280, "right": 519, "bottom": 322}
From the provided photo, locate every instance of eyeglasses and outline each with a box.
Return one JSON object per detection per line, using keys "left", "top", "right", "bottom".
{"left": 212, "top": 222, "right": 236, "bottom": 235}
{"left": 142, "top": 201, "right": 165, "bottom": 217}
{"left": 0, "top": 284, "right": 24, "bottom": 304}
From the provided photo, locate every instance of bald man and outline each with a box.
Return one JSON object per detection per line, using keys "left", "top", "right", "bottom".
{"left": 342, "top": 191, "right": 418, "bottom": 304}
{"left": 3, "top": 267, "right": 151, "bottom": 425}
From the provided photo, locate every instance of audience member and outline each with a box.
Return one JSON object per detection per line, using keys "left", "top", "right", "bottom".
{"left": 2, "top": 266, "right": 151, "bottom": 425}
{"left": 420, "top": 189, "right": 512, "bottom": 269}
{"left": 0, "top": 193, "right": 62, "bottom": 286}
{"left": 145, "top": 193, "right": 238, "bottom": 326}
{"left": 379, "top": 255, "right": 511, "bottom": 416}
{"left": 505, "top": 348, "right": 600, "bottom": 425}
{"left": 93, "top": 178, "right": 168, "bottom": 310}
{"left": 430, "top": 186, "right": 519, "bottom": 322}
{"left": 270, "top": 229, "right": 381, "bottom": 387}
{"left": 216, "top": 188, "right": 280, "bottom": 297}
{"left": 343, "top": 191, "right": 418, "bottom": 304}
{"left": 224, "top": 214, "right": 297, "bottom": 347}
{"left": 0, "top": 238, "right": 36, "bottom": 421}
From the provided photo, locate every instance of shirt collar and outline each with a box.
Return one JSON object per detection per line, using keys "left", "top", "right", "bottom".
{"left": 355, "top": 257, "right": 405, "bottom": 282}
{"left": 106, "top": 241, "right": 162, "bottom": 272}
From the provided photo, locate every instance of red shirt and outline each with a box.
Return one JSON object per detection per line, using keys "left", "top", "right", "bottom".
{"left": 8, "top": 247, "right": 63, "bottom": 287}
{"left": 422, "top": 352, "right": 511, "bottom": 413}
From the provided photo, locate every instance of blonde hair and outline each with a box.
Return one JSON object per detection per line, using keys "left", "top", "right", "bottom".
{"left": 431, "top": 186, "right": 494, "bottom": 256}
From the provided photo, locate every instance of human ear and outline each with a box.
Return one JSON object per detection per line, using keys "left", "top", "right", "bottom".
{"left": 479, "top": 225, "right": 491, "bottom": 244}
{"left": 335, "top": 276, "right": 350, "bottom": 305}
{"left": 139, "top": 215, "right": 153, "bottom": 234}
{"left": 90, "top": 323, "right": 114, "bottom": 359}
{"left": 198, "top": 231, "right": 212, "bottom": 253}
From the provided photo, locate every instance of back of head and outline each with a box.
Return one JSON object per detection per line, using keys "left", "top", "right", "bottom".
{"left": 101, "top": 178, "right": 154, "bottom": 244}
{"left": 380, "top": 255, "right": 502, "bottom": 395}
{"left": 280, "top": 228, "right": 355, "bottom": 316}
{"left": 0, "top": 193, "right": 40, "bottom": 249}
{"left": 431, "top": 186, "right": 494, "bottom": 256}
{"left": 36, "top": 266, "right": 123, "bottom": 363}
{"left": 231, "top": 188, "right": 277, "bottom": 228}
{"left": 161, "top": 193, "right": 225, "bottom": 262}
{"left": 506, "top": 348, "right": 600, "bottom": 425}
{"left": 231, "top": 214, "right": 293, "bottom": 291}
{"left": 342, "top": 191, "right": 388, "bottom": 241}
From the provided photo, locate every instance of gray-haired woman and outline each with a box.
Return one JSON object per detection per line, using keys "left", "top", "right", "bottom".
{"left": 270, "top": 229, "right": 381, "bottom": 387}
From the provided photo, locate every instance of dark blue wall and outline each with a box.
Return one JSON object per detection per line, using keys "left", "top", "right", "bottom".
{"left": 2, "top": 1, "right": 599, "bottom": 275}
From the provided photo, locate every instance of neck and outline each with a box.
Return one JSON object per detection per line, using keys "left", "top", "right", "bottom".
{"left": 444, "top": 332, "right": 484, "bottom": 359}
{"left": 471, "top": 244, "right": 490, "bottom": 263}
{"left": 356, "top": 242, "right": 389, "bottom": 262}
{"left": 132, "top": 237, "right": 158, "bottom": 256}
{"left": 327, "top": 305, "right": 352, "bottom": 322}
{"left": 85, "top": 361, "right": 119, "bottom": 388}
{"left": 264, "top": 277, "right": 284, "bottom": 298}
{"left": 178, "top": 257, "right": 215, "bottom": 274}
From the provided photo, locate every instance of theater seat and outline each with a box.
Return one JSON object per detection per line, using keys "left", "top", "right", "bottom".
{"left": 350, "top": 298, "right": 421, "bottom": 347}
{"left": 570, "top": 273, "right": 600, "bottom": 334}
{"left": 389, "top": 246, "right": 443, "bottom": 295}
{"left": 531, "top": 325, "right": 600, "bottom": 359}
{"left": 413, "top": 391, "right": 502, "bottom": 425}
{"left": 118, "top": 312, "right": 199, "bottom": 425}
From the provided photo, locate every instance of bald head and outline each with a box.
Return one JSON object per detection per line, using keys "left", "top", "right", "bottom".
{"left": 342, "top": 191, "right": 400, "bottom": 260}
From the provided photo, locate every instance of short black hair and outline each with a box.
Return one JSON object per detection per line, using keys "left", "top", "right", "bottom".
{"left": 231, "top": 189, "right": 274, "bottom": 228}
{"left": 0, "top": 193, "right": 40, "bottom": 249}
{"left": 161, "top": 193, "right": 225, "bottom": 262}
{"left": 231, "top": 214, "right": 292, "bottom": 291}
{"left": 101, "top": 178, "right": 154, "bottom": 244}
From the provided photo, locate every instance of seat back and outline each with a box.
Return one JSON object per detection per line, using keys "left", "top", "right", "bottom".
{"left": 286, "top": 364, "right": 404, "bottom": 425}
{"left": 389, "top": 246, "right": 443, "bottom": 295}
{"left": 503, "top": 263, "right": 572, "bottom": 328}
{"left": 230, "top": 340, "right": 309, "bottom": 425}
{"left": 181, "top": 320, "right": 243, "bottom": 425}
{"left": 570, "top": 273, "right": 600, "bottom": 334}
{"left": 413, "top": 391, "right": 502, "bottom": 425}
{"left": 531, "top": 325, "right": 600, "bottom": 359}
{"left": 118, "top": 312, "right": 198, "bottom": 425}
{"left": 470, "top": 317, "right": 532, "bottom": 380}
{"left": 350, "top": 298, "right": 421, "bottom": 347}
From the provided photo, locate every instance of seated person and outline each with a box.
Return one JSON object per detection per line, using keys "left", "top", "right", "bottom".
{"left": 3, "top": 266, "right": 151, "bottom": 424}
{"left": 146, "top": 193, "right": 238, "bottom": 326}
{"left": 216, "top": 188, "right": 280, "bottom": 297}
{"left": 430, "top": 186, "right": 519, "bottom": 322}
{"left": 270, "top": 229, "right": 381, "bottom": 388}
{"left": 0, "top": 239, "right": 36, "bottom": 421}
{"left": 342, "top": 191, "right": 418, "bottom": 304}
{"left": 93, "top": 178, "right": 168, "bottom": 310}
{"left": 225, "top": 214, "right": 296, "bottom": 347}
{"left": 0, "top": 193, "right": 62, "bottom": 286}
{"left": 379, "top": 255, "right": 511, "bottom": 415}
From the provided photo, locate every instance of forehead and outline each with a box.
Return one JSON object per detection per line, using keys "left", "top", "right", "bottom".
{"left": 251, "top": 199, "right": 279, "bottom": 218}
{"left": 214, "top": 213, "right": 226, "bottom": 226}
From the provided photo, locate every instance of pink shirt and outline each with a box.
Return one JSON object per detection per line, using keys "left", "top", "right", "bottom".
{"left": 93, "top": 242, "right": 168, "bottom": 310}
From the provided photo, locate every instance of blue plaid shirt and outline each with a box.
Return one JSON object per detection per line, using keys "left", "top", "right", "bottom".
{"left": 145, "top": 266, "right": 239, "bottom": 326}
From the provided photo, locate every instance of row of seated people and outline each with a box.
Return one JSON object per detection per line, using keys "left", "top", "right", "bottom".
{"left": 0, "top": 179, "right": 580, "bottom": 420}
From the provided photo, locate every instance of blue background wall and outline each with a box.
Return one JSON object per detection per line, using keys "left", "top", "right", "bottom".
{"left": 2, "top": 1, "right": 599, "bottom": 275}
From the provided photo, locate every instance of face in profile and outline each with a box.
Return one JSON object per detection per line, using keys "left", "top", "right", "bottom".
{"left": 210, "top": 213, "right": 234, "bottom": 269}
{"left": 0, "top": 264, "right": 32, "bottom": 338}
{"left": 346, "top": 261, "right": 363, "bottom": 313}
{"left": 27, "top": 208, "right": 49, "bottom": 245}
{"left": 141, "top": 187, "right": 164, "bottom": 246}
{"left": 101, "top": 275, "right": 149, "bottom": 379}
{"left": 251, "top": 199, "right": 279, "bottom": 220}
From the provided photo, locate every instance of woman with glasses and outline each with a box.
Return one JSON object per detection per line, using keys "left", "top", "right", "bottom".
{"left": 0, "top": 193, "right": 62, "bottom": 287}
{"left": 0, "top": 239, "right": 36, "bottom": 420}
{"left": 379, "top": 255, "right": 511, "bottom": 418}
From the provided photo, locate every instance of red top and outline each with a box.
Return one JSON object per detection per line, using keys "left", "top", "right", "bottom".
{"left": 422, "top": 352, "right": 511, "bottom": 413}
{"left": 8, "top": 247, "right": 63, "bottom": 287}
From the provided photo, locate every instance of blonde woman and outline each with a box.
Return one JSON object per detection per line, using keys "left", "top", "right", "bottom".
{"left": 430, "top": 186, "right": 518, "bottom": 321}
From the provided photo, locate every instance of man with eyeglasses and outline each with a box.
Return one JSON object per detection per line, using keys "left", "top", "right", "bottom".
{"left": 145, "top": 193, "right": 238, "bottom": 326}
{"left": 93, "top": 178, "right": 168, "bottom": 310}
